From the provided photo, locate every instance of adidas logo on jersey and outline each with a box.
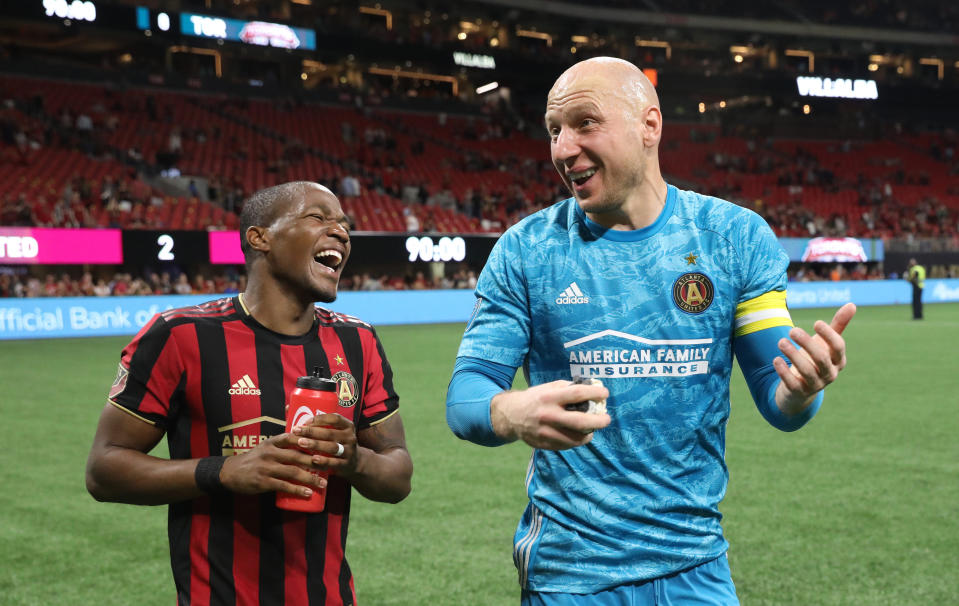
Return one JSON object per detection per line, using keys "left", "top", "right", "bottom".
{"left": 556, "top": 282, "right": 589, "bottom": 305}
{"left": 229, "top": 374, "right": 261, "bottom": 395}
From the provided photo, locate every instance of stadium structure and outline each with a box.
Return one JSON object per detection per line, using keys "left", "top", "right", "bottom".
{"left": 0, "top": 0, "right": 957, "bottom": 302}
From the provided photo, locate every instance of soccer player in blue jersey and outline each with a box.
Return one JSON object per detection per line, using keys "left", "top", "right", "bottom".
{"left": 445, "top": 57, "right": 856, "bottom": 605}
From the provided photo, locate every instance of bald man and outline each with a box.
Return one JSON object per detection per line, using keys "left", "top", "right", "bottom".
{"left": 446, "top": 57, "right": 855, "bottom": 604}
{"left": 87, "top": 182, "right": 412, "bottom": 605}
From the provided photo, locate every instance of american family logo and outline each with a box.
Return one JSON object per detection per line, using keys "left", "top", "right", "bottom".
{"left": 564, "top": 330, "right": 713, "bottom": 378}
{"left": 217, "top": 416, "right": 286, "bottom": 455}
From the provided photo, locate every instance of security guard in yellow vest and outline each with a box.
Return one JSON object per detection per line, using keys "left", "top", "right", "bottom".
{"left": 907, "top": 258, "right": 926, "bottom": 319}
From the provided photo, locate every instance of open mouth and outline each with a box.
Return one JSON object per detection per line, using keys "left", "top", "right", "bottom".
{"left": 568, "top": 167, "right": 597, "bottom": 189}
{"left": 313, "top": 249, "right": 343, "bottom": 274}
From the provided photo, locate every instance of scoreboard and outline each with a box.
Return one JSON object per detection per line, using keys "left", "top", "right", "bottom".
{"left": 8, "top": 2, "right": 317, "bottom": 51}
{"left": 0, "top": 228, "right": 499, "bottom": 269}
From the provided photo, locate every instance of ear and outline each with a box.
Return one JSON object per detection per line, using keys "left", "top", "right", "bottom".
{"left": 642, "top": 106, "right": 663, "bottom": 148}
{"left": 246, "top": 226, "right": 270, "bottom": 254}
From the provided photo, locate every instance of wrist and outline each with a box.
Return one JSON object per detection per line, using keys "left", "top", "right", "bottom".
{"left": 774, "top": 381, "right": 817, "bottom": 416}
{"left": 195, "top": 456, "right": 229, "bottom": 494}
{"left": 343, "top": 446, "right": 371, "bottom": 481}
{"left": 490, "top": 391, "right": 518, "bottom": 442}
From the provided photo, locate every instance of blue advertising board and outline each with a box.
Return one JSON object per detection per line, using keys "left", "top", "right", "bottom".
{"left": 1, "top": 280, "right": 957, "bottom": 341}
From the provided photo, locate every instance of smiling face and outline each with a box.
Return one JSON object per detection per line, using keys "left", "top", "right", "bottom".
{"left": 261, "top": 185, "right": 351, "bottom": 303}
{"left": 545, "top": 58, "right": 660, "bottom": 217}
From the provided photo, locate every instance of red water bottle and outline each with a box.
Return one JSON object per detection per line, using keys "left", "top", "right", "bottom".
{"left": 276, "top": 366, "right": 338, "bottom": 513}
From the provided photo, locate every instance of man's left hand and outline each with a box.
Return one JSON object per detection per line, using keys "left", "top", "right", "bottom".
{"left": 292, "top": 413, "right": 359, "bottom": 476}
{"left": 774, "top": 302, "right": 856, "bottom": 415}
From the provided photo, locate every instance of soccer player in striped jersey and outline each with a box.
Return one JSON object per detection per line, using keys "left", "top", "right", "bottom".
{"left": 446, "top": 57, "right": 856, "bottom": 605}
{"left": 86, "top": 182, "right": 412, "bottom": 606}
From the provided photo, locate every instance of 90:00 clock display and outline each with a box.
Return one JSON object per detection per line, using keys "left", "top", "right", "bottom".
{"left": 405, "top": 236, "right": 467, "bottom": 262}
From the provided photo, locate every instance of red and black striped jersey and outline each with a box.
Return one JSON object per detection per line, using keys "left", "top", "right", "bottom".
{"left": 108, "top": 296, "right": 399, "bottom": 606}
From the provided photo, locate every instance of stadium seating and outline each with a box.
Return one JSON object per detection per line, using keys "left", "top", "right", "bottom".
{"left": 2, "top": 73, "right": 958, "bottom": 239}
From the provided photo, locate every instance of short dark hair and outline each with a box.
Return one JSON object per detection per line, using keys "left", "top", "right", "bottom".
{"left": 238, "top": 181, "right": 315, "bottom": 261}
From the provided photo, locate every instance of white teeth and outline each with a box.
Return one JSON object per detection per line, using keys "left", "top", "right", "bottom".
{"left": 314, "top": 250, "right": 342, "bottom": 268}
{"left": 568, "top": 168, "right": 597, "bottom": 181}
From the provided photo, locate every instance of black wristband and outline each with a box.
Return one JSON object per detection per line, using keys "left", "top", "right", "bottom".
{"left": 195, "top": 456, "right": 228, "bottom": 494}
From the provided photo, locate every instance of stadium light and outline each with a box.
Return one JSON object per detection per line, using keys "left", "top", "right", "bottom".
{"left": 868, "top": 63, "right": 879, "bottom": 71}
{"left": 636, "top": 38, "right": 671, "bottom": 60}
{"left": 919, "top": 58, "right": 944, "bottom": 81}
{"left": 785, "top": 49, "right": 814, "bottom": 73}
{"left": 476, "top": 81, "right": 498, "bottom": 95}
{"left": 517, "top": 29, "right": 553, "bottom": 46}
{"left": 359, "top": 6, "right": 393, "bottom": 30}
{"left": 168, "top": 46, "right": 222, "bottom": 77}
{"left": 803, "top": 104, "right": 811, "bottom": 114}
{"left": 368, "top": 67, "right": 459, "bottom": 95}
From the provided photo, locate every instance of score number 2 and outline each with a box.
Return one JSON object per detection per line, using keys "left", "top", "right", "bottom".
{"left": 157, "top": 234, "right": 175, "bottom": 261}
{"left": 405, "top": 236, "right": 466, "bottom": 262}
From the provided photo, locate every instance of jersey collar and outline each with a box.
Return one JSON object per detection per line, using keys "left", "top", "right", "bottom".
{"left": 575, "top": 184, "right": 676, "bottom": 242}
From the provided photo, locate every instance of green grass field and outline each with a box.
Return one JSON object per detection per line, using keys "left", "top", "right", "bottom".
{"left": 1, "top": 303, "right": 957, "bottom": 605}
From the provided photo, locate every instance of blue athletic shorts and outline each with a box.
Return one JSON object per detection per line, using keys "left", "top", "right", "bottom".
{"left": 520, "top": 554, "right": 739, "bottom": 606}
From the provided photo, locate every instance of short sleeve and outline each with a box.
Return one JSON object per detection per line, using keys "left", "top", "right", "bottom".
{"left": 736, "top": 209, "right": 789, "bottom": 303}
{"left": 108, "top": 314, "right": 185, "bottom": 428}
{"left": 357, "top": 327, "right": 400, "bottom": 429}
{"left": 456, "top": 230, "right": 531, "bottom": 368}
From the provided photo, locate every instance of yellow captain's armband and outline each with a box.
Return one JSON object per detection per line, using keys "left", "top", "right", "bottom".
{"left": 734, "top": 290, "right": 793, "bottom": 337}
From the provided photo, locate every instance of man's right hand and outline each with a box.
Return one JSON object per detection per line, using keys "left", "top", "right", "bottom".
{"left": 490, "top": 380, "right": 611, "bottom": 450}
{"left": 220, "top": 434, "right": 327, "bottom": 497}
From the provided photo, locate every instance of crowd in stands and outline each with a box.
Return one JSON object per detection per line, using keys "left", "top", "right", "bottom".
{"left": 9, "top": 260, "right": 945, "bottom": 298}
{"left": 0, "top": 267, "right": 481, "bottom": 298}
{"left": 788, "top": 263, "right": 887, "bottom": 282}
{"left": 418, "top": 0, "right": 959, "bottom": 34}
{"left": 3, "top": 66, "right": 959, "bottom": 241}
{"left": 0, "top": 270, "right": 244, "bottom": 299}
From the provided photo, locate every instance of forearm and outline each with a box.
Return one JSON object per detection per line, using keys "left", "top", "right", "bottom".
{"left": 735, "top": 325, "right": 821, "bottom": 432}
{"left": 345, "top": 446, "right": 412, "bottom": 503}
{"left": 86, "top": 446, "right": 206, "bottom": 505}
{"left": 446, "top": 356, "right": 515, "bottom": 446}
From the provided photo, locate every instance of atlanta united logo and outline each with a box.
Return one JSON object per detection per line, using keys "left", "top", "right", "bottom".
{"left": 331, "top": 371, "right": 359, "bottom": 408}
{"left": 672, "top": 272, "right": 714, "bottom": 313}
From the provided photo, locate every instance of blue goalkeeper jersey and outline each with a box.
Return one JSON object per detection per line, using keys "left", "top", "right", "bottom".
{"left": 457, "top": 184, "right": 790, "bottom": 593}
